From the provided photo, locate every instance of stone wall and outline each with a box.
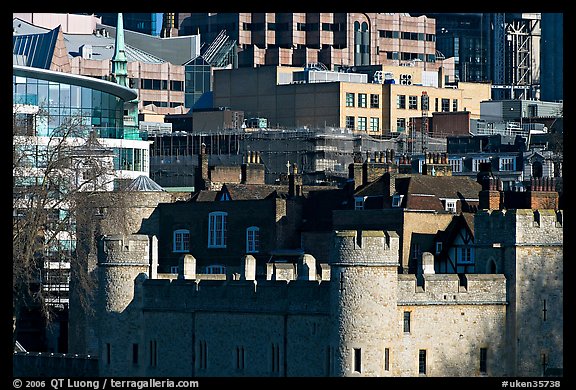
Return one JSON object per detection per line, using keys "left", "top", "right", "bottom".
{"left": 69, "top": 190, "right": 172, "bottom": 355}
{"left": 474, "top": 208, "right": 563, "bottom": 376}
{"left": 13, "top": 352, "right": 98, "bottom": 377}
{"left": 93, "top": 224, "right": 561, "bottom": 377}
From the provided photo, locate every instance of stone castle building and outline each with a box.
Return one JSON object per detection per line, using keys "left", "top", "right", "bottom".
{"left": 92, "top": 194, "right": 562, "bottom": 376}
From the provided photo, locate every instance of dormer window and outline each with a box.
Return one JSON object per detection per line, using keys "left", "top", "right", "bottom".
{"left": 220, "top": 192, "right": 230, "bottom": 201}
{"left": 445, "top": 199, "right": 457, "bottom": 213}
{"left": 392, "top": 194, "right": 404, "bottom": 208}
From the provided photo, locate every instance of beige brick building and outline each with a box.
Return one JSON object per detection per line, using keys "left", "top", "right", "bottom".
{"left": 213, "top": 64, "right": 491, "bottom": 136}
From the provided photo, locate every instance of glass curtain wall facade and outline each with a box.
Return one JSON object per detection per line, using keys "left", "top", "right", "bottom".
{"left": 98, "top": 13, "right": 164, "bottom": 36}
{"left": 13, "top": 69, "right": 148, "bottom": 173}
{"left": 185, "top": 57, "right": 212, "bottom": 110}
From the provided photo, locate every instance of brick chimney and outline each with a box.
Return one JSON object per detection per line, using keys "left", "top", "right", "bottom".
{"left": 478, "top": 177, "right": 502, "bottom": 210}
{"left": 422, "top": 152, "right": 452, "bottom": 176}
{"left": 195, "top": 142, "right": 210, "bottom": 191}
{"left": 477, "top": 162, "right": 501, "bottom": 210}
{"left": 398, "top": 154, "right": 412, "bottom": 174}
{"left": 288, "top": 163, "right": 303, "bottom": 197}
{"left": 528, "top": 177, "right": 559, "bottom": 210}
{"left": 362, "top": 149, "right": 398, "bottom": 184}
{"left": 241, "top": 151, "right": 265, "bottom": 184}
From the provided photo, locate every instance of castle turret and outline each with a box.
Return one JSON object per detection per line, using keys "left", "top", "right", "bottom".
{"left": 69, "top": 178, "right": 171, "bottom": 355}
{"left": 97, "top": 234, "right": 151, "bottom": 376}
{"left": 329, "top": 230, "right": 399, "bottom": 376}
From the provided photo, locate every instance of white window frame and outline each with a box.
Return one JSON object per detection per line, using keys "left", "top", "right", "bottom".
{"left": 472, "top": 158, "right": 490, "bottom": 172}
{"left": 208, "top": 212, "right": 227, "bottom": 248}
{"left": 445, "top": 199, "right": 457, "bottom": 213}
{"left": 449, "top": 157, "right": 462, "bottom": 173}
{"left": 499, "top": 156, "right": 516, "bottom": 172}
{"left": 173, "top": 229, "right": 190, "bottom": 253}
{"left": 346, "top": 93, "right": 355, "bottom": 107}
{"left": 358, "top": 93, "right": 367, "bottom": 108}
{"left": 246, "top": 226, "right": 260, "bottom": 253}
{"left": 358, "top": 116, "right": 367, "bottom": 131}
{"left": 369, "top": 117, "right": 379, "bottom": 132}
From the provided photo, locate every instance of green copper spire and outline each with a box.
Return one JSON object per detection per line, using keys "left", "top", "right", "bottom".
{"left": 111, "top": 13, "right": 128, "bottom": 87}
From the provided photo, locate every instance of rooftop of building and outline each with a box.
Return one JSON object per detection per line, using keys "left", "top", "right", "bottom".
{"left": 13, "top": 18, "right": 166, "bottom": 64}
{"left": 13, "top": 64, "right": 137, "bottom": 102}
{"left": 124, "top": 175, "right": 165, "bottom": 192}
{"left": 399, "top": 175, "right": 481, "bottom": 202}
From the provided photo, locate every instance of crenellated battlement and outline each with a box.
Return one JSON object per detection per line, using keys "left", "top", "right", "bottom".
{"left": 140, "top": 277, "right": 331, "bottom": 314}
{"left": 97, "top": 234, "right": 150, "bottom": 266}
{"left": 475, "top": 209, "right": 563, "bottom": 246}
{"left": 397, "top": 273, "right": 507, "bottom": 305}
{"left": 332, "top": 230, "right": 400, "bottom": 266}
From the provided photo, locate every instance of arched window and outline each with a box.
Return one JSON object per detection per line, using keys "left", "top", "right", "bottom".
{"left": 173, "top": 229, "right": 190, "bottom": 252}
{"left": 246, "top": 226, "right": 260, "bottom": 253}
{"left": 208, "top": 212, "right": 227, "bottom": 248}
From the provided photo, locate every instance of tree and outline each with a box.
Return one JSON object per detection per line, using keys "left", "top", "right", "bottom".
{"left": 13, "top": 106, "right": 116, "bottom": 351}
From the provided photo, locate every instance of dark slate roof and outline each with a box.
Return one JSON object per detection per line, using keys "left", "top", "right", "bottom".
{"left": 400, "top": 175, "right": 481, "bottom": 200}
{"left": 387, "top": 174, "right": 481, "bottom": 211}
{"left": 405, "top": 193, "right": 444, "bottom": 211}
{"left": 301, "top": 187, "right": 349, "bottom": 231}
{"left": 354, "top": 175, "right": 388, "bottom": 197}
{"left": 125, "top": 175, "right": 165, "bottom": 192}
{"left": 190, "top": 190, "right": 219, "bottom": 202}
{"left": 223, "top": 184, "right": 280, "bottom": 200}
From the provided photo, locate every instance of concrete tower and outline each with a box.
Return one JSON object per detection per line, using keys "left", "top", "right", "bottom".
{"left": 329, "top": 230, "right": 400, "bottom": 376}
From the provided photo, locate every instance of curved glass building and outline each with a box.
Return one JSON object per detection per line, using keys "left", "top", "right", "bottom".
{"left": 13, "top": 64, "right": 151, "bottom": 180}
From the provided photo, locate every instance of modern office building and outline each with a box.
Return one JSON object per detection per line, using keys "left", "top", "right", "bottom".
{"left": 540, "top": 13, "right": 563, "bottom": 102}
{"left": 95, "top": 13, "right": 164, "bottom": 36}
{"left": 211, "top": 64, "right": 491, "bottom": 137}
{"left": 411, "top": 13, "right": 543, "bottom": 100}
{"left": 173, "top": 13, "right": 441, "bottom": 71}
{"left": 12, "top": 14, "right": 152, "bottom": 353}
{"left": 13, "top": 14, "right": 194, "bottom": 115}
